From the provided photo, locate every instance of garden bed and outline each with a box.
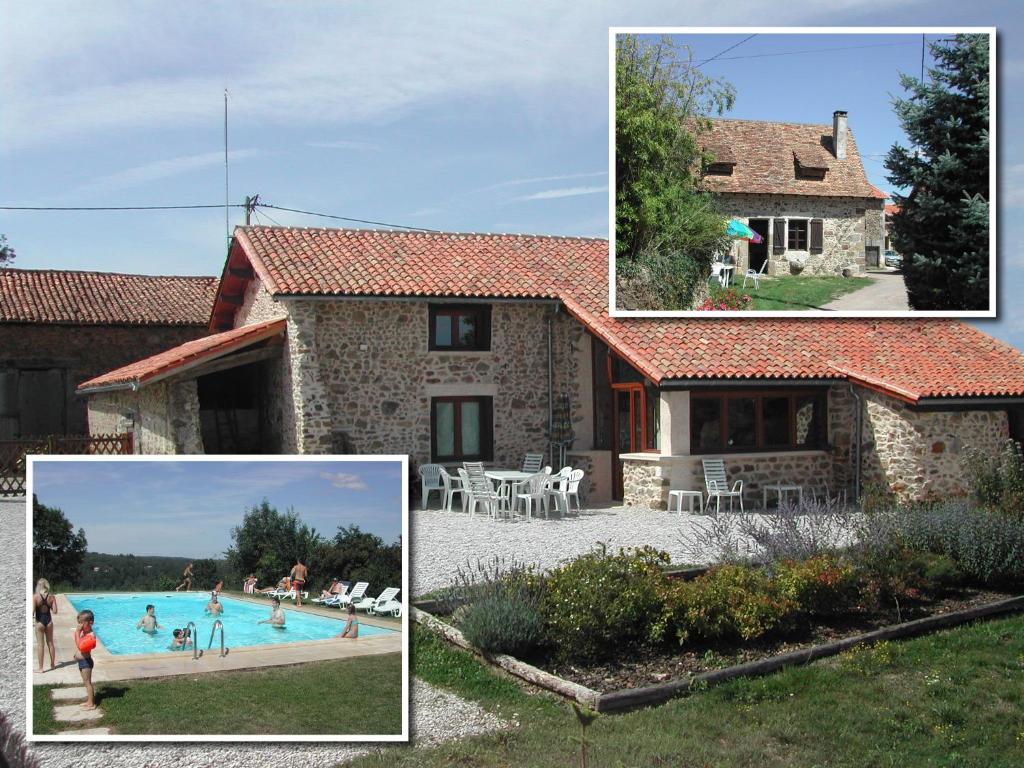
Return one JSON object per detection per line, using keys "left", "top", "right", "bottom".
{"left": 413, "top": 591, "right": 1024, "bottom": 713}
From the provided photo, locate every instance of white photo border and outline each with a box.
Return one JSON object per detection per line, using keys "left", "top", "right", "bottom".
{"left": 607, "top": 26, "right": 998, "bottom": 318}
{"left": 25, "top": 453, "right": 410, "bottom": 744}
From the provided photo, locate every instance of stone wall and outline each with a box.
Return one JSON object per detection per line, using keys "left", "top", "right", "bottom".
{"left": 719, "top": 193, "right": 884, "bottom": 277}
{"left": 0, "top": 323, "right": 208, "bottom": 436}
{"left": 236, "top": 280, "right": 287, "bottom": 327}
{"left": 860, "top": 390, "right": 1009, "bottom": 500}
{"left": 86, "top": 380, "right": 203, "bottom": 454}
{"left": 284, "top": 298, "right": 585, "bottom": 470}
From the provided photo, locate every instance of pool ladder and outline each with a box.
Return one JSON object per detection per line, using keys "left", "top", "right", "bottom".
{"left": 207, "top": 619, "right": 229, "bottom": 657}
{"left": 186, "top": 621, "right": 201, "bottom": 660}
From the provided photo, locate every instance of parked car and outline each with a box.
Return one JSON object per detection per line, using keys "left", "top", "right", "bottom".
{"left": 884, "top": 250, "right": 903, "bottom": 267}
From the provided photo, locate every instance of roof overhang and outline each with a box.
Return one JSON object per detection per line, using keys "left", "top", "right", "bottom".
{"left": 78, "top": 318, "right": 286, "bottom": 394}
{"left": 658, "top": 377, "right": 844, "bottom": 390}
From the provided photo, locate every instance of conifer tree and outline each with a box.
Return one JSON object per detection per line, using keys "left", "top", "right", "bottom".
{"left": 885, "top": 34, "right": 990, "bottom": 310}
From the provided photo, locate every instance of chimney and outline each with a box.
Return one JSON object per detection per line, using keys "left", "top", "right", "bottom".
{"left": 832, "top": 110, "right": 848, "bottom": 160}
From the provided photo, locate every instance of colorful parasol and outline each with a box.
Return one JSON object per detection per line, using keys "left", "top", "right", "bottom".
{"left": 726, "top": 218, "right": 763, "bottom": 244}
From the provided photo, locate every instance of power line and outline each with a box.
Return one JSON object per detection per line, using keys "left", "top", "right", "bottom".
{"left": 257, "top": 203, "right": 440, "bottom": 232}
{"left": 698, "top": 39, "right": 916, "bottom": 65}
{"left": 695, "top": 34, "right": 756, "bottom": 68}
{"left": 0, "top": 204, "right": 245, "bottom": 211}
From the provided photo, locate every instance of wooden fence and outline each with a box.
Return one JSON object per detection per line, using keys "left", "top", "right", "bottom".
{"left": 0, "top": 433, "right": 133, "bottom": 496}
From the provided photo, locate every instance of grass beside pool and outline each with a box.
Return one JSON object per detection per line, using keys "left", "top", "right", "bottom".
{"left": 349, "top": 616, "right": 1024, "bottom": 767}
{"left": 714, "top": 275, "right": 873, "bottom": 310}
{"left": 35, "top": 653, "right": 402, "bottom": 736}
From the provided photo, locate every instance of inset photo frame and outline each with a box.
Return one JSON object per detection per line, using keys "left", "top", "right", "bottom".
{"left": 26, "top": 454, "right": 409, "bottom": 743}
{"left": 610, "top": 27, "right": 996, "bottom": 317}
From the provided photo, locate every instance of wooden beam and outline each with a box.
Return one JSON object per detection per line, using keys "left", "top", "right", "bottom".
{"left": 168, "top": 345, "right": 282, "bottom": 383}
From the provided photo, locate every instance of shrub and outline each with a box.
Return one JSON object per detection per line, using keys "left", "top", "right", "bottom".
{"left": 460, "top": 593, "right": 545, "bottom": 657}
{"left": 541, "top": 546, "right": 670, "bottom": 661}
{"left": 963, "top": 440, "right": 1024, "bottom": 520}
{"left": 772, "top": 555, "right": 860, "bottom": 616}
{"left": 696, "top": 286, "right": 753, "bottom": 311}
{"left": 672, "top": 565, "right": 798, "bottom": 644}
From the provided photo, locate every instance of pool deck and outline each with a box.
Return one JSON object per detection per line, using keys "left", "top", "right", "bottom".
{"left": 32, "top": 592, "right": 402, "bottom": 686}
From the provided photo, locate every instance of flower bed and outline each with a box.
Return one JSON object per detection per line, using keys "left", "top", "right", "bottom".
{"left": 417, "top": 498, "right": 1024, "bottom": 711}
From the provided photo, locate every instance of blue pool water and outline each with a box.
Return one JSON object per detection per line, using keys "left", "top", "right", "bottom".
{"left": 65, "top": 593, "right": 394, "bottom": 655}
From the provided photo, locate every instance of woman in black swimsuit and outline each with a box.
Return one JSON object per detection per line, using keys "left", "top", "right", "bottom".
{"left": 33, "top": 578, "right": 57, "bottom": 672}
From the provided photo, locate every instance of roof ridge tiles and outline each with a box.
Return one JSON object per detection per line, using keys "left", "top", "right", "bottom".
{"left": 0, "top": 267, "right": 217, "bottom": 281}
{"left": 239, "top": 225, "right": 607, "bottom": 242}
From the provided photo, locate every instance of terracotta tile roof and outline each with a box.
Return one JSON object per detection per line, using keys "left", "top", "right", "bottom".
{"left": 0, "top": 269, "right": 218, "bottom": 325}
{"left": 223, "top": 226, "right": 1024, "bottom": 403}
{"left": 77, "top": 318, "right": 286, "bottom": 391}
{"left": 885, "top": 203, "right": 901, "bottom": 216}
{"left": 699, "top": 118, "right": 880, "bottom": 198}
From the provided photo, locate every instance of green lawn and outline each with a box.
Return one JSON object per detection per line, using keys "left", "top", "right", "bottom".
{"left": 348, "top": 617, "right": 1024, "bottom": 767}
{"left": 34, "top": 653, "right": 402, "bottom": 736}
{"left": 715, "top": 275, "right": 874, "bottom": 311}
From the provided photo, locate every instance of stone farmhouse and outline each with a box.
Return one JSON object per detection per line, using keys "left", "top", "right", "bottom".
{"left": 79, "top": 226, "right": 1024, "bottom": 508}
{"left": 701, "top": 111, "right": 887, "bottom": 276}
{"left": 0, "top": 269, "right": 216, "bottom": 438}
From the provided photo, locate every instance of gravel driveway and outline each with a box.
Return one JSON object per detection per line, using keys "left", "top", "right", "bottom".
{"left": 1, "top": 498, "right": 506, "bottom": 767}
{"left": 411, "top": 504, "right": 717, "bottom": 596}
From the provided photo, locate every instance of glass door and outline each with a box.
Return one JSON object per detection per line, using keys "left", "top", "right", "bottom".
{"left": 612, "top": 384, "right": 643, "bottom": 499}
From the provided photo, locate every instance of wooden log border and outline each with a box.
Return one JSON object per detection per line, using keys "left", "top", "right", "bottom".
{"left": 413, "top": 595, "right": 1024, "bottom": 714}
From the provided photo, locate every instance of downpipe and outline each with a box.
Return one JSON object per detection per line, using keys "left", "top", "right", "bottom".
{"left": 850, "top": 385, "right": 863, "bottom": 502}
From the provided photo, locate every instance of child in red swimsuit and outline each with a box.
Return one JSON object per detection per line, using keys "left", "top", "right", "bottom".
{"left": 73, "top": 610, "right": 97, "bottom": 710}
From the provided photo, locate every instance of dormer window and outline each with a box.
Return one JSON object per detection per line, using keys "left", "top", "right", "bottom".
{"left": 793, "top": 146, "right": 830, "bottom": 180}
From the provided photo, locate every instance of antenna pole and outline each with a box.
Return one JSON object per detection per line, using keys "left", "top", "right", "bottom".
{"left": 224, "top": 89, "right": 230, "bottom": 246}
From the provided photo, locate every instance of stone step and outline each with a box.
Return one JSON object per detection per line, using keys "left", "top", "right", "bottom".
{"left": 53, "top": 704, "right": 103, "bottom": 723}
{"left": 51, "top": 687, "right": 88, "bottom": 701}
{"left": 55, "top": 727, "right": 112, "bottom": 736}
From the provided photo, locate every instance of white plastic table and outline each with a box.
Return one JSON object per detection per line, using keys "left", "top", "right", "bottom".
{"left": 719, "top": 264, "right": 735, "bottom": 286}
{"left": 668, "top": 490, "right": 703, "bottom": 514}
{"left": 762, "top": 483, "right": 803, "bottom": 510}
{"left": 485, "top": 470, "right": 531, "bottom": 511}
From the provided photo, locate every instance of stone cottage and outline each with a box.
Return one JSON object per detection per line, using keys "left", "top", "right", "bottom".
{"left": 700, "top": 111, "right": 887, "bottom": 276}
{"left": 79, "top": 226, "right": 1024, "bottom": 507}
{"left": 0, "top": 268, "right": 216, "bottom": 438}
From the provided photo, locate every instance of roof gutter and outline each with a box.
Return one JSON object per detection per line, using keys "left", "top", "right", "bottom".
{"left": 658, "top": 377, "right": 845, "bottom": 390}
{"left": 76, "top": 380, "right": 141, "bottom": 395}
{"left": 911, "top": 396, "right": 1024, "bottom": 410}
{"left": 271, "top": 293, "right": 561, "bottom": 306}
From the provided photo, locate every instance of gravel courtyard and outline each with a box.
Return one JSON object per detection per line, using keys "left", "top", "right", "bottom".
{"left": 411, "top": 503, "right": 720, "bottom": 596}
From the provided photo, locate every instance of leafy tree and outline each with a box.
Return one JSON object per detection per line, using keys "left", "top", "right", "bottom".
{"left": 32, "top": 495, "right": 87, "bottom": 586}
{"left": 315, "top": 525, "right": 402, "bottom": 591}
{"left": 615, "top": 34, "right": 734, "bottom": 310}
{"left": 885, "top": 34, "right": 990, "bottom": 310}
{"left": 191, "top": 558, "right": 222, "bottom": 590}
{"left": 225, "top": 499, "right": 322, "bottom": 586}
{"left": 0, "top": 234, "right": 14, "bottom": 266}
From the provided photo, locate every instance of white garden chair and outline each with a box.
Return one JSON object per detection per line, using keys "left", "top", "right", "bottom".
{"left": 702, "top": 458, "right": 744, "bottom": 514}
{"left": 330, "top": 581, "right": 368, "bottom": 607}
{"left": 354, "top": 587, "right": 400, "bottom": 614}
{"left": 521, "top": 453, "right": 544, "bottom": 473}
{"left": 418, "top": 463, "right": 444, "bottom": 510}
{"left": 549, "top": 468, "right": 585, "bottom": 515}
{"left": 514, "top": 472, "right": 553, "bottom": 520}
{"left": 460, "top": 468, "right": 501, "bottom": 518}
{"left": 743, "top": 258, "right": 768, "bottom": 290}
{"left": 439, "top": 467, "right": 465, "bottom": 512}
{"left": 709, "top": 262, "right": 726, "bottom": 288}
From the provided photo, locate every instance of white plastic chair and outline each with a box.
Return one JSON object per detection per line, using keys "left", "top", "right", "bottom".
{"left": 354, "top": 587, "right": 400, "bottom": 614}
{"left": 550, "top": 468, "right": 585, "bottom": 515}
{"left": 514, "top": 472, "right": 552, "bottom": 520}
{"left": 743, "top": 258, "right": 768, "bottom": 290}
{"left": 439, "top": 467, "right": 465, "bottom": 512}
{"left": 461, "top": 469, "right": 501, "bottom": 518}
{"left": 418, "top": 463, "right": 444, "bottom": 510}
{"left": 521, "top": 453, "right": 544, "bottom": 473}
{"left": 702, "top": 458, "right": 744, "bottom": 514}
{"left": 330, "top": 581, "right": 368, "bottom": 607}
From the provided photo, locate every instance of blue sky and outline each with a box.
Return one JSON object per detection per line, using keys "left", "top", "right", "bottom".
{"left": 0, "top": 1, "right": 1019, "bottom": 345}
{"left": 31, "top": 459, "right": 404, "bottom": 558}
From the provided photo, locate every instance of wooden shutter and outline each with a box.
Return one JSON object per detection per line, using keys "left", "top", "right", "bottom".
{"left": 810, "top": 219, "right": 824, "bottom": 253}
{"left": 772, "top": 219, "right": 786, "bottom": 254}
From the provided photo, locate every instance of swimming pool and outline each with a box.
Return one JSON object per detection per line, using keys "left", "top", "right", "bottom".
{"left": 65, "top": 593, "right": 394, "bottom": 656}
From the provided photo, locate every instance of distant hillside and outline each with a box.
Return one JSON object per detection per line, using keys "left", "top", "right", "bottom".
{"left": 74, "top": 552, "right": 230, "bottom": 592}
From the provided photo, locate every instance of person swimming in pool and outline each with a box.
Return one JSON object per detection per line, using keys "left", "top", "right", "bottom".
{"left": 170, "top": 627, "right": 194, "bottom": 651}
{"left": 33, "top": 578, "right": 57, "bottom": 672}
{"left": 205, "top": 592, "right": 224, "bottom": 616}
{"left": 337, "top": 602, "right": 359, "bottom": 639}
{"left": 135, "top": 604, "right": 163, "bottom": 634}
{"left": 259, "top": 597, "right": 286, "bottom": 628}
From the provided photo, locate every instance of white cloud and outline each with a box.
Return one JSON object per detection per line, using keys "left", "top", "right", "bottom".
{"left": 475, "top": 171, "right": 607, "bottom": 193}
{"left": 513, "top": 185, "right": 608, "bottom": 201}
{"left": 320, "top": 472, "right": 369, "bottom": 491}
{"left": 77, "top": 149, "right": 262, "bottom": 194}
